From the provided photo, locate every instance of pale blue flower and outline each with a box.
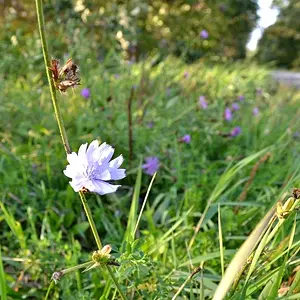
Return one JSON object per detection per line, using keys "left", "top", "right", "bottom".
{"left": 142, "top": 157, "right": 159, "bottom": 175}
{"left": 180, "top": 134, "right": 191, "bottom": 144}
{"left": 253, "top": 107, "right": 259, "bottom": 116}
{"left": 231, "top": 126, "right": 241, "bottom": 137}
{"left": 64, "top": 140, "right": 126, "bottom": 195}
{"left": 199, "top": 96, "right": 208, "bottom": 109}
{"left": 224, "top": 108, "right": 232, "bottom": 121}
{"left": 256, "top": 88, "right": 263, "bottom": 95}
{"left": 81, "top": 88, "right": 90, "bottom": 99}
{"left": 232, "top": 103, "right": 240, "bottom": 111}
{"left": 200, "top": 30, "right": 209, "bottom": 39}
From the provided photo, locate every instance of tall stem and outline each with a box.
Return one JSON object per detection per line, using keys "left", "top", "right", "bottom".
{"left": 35, "top": 0, "right": 71, "bottom": 154}
{"left": 79, "top": 191, "right": 102, "bottom": 249}
{"left": 35, "top": 1, "right": 127, "bottom": 299}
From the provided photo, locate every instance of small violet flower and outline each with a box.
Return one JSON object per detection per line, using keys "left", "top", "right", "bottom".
{"left": 81, "top": 88, "right": 90, "bottom": 99}
{"left": 238, "top": 95, "right": 245, "bottom": 101}
{"left": 146, "top": 121, "right": 154, "bottom": 129}
{"left": 256, "top": 88, "right": 263, "bottom": 95}
{"left": 231, "top": 126, "right": 241, "bottom": 137}
{"left": 63, "top": 140, "right": 126, "bottom": 195}
{"left": 224, "top": 108, "right": 232, "bottom": 121}
{"left": 199, "top": 96, "right": 208, "bottom": 109}
{"left": 200, "top": 30, "right": 209, "bottom": 39}
{"left": 142, "top": 157, "right": 160, "bottom": 176}
{"left": 253, "top": 107, "right": 259, "bottom": 116}
{"left": 232, "top": 103, "right": 240, "bottom": 111}
{"left": 180, "top": 134, "right": 191, "bottom": 144}
{"left": 183, "top": 71, "right": 189, "bottom": 79}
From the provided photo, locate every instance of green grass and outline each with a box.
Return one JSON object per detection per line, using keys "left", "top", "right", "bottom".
{"left": 0, "top": 51, "right": 300, "bottom": 299}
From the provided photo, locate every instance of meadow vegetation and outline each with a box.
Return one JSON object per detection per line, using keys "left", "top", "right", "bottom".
{"left": 1, "top": 1, "right": 300, "bottom": 300}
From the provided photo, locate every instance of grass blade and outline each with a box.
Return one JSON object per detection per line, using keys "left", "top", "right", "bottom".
{"left": 218, "top": 203, "right": 224, "bottom": 277}
{"left": 212, "top": 205, "right": 275, "bottom": 300}
{"left": 0, "top": 247, "right": 7, "bottom": 300}
{"left": 124, "top": 165, "right": 142, "bottom": 242}
{"left": 134, "top": 172, "right": 157, "bottom": 236}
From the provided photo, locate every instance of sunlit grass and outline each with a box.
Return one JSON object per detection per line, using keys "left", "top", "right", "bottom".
{"left": 0, "top": 52, "right": 299, "bottom": 299}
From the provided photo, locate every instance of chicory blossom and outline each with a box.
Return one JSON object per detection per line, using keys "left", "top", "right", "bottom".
{"left": 142, "top": 157, "right": 160, "bottom": 175}
{"left": 184, "top": 71, "right": 189, "bottom": 78}
{"left": 224, "top": 108, "right": 232, "bottom": 121}
{"left": 63, "top": 140, "right": 126, "bottom": 195}
{"left": 256, "top": 88, "right": 263, "bottom": 95}
{"left": 199, "top": 96, "right": 208, "bottom": 109}
{"left": 232, "top": 103, "right": 240, "bottom": 111}
{"left": 238, "top": 95, "right": 245, "bottom": 101}
{"left": 81, "top": 88, "right": 90, "bottom": 99}
{"left": 200, "top": 30, "right": 209, "bottom": 39}
{"left": 146, "top": 121, "right": 154, "bottom": 129}
{"left": 180, "top": 134, "right": 191, "bottom": 144}
{"left": 231, "top": 126, "right": 241, "bottom": 137}
{"left": 253, "top": 107, "right": 259, "bottom": 116}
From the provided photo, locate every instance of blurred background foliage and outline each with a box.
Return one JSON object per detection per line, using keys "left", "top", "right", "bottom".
{"left": 256, "top": 0, "right": 300, "bottom": 68}
{"left": 1, "top": 0, "right": 259, "bottom": 74}
{"left": 2, "top": 1, "right": 300, "bottom": 70}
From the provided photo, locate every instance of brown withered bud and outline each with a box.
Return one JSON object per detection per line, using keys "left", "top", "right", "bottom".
{"left": 49, "top": 59, "right": 60, "bottom": 82}
{"left": 49, "top": 58, "right": 80, "bottom": 93}
{"left": 59, "top": 58, "right": 79, "bottom": 77}
{"left": 293, "top": 188, "right": 300, "bottom": 199}
{"left": 79, "top": 186, "right": 90, "bottom": 194}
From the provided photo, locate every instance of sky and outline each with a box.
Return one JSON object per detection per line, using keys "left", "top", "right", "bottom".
{"left": 247, "top": 0, "right": 279, "bottom": 51}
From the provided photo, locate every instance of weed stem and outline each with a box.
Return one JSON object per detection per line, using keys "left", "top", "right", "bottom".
{"left": 35, "top": 1, "right": 127, "bottom": 298}
{"left": 35, "top": 0, "right": 71, "bottom": 154}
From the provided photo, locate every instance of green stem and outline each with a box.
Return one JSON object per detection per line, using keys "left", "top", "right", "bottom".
{"left": 35, "top": 1, "right": 127, "bottom": 299}
{"left": 59, "top": 261, "right": 93, "bottom": 276}
{"left": 79, "top": 191, "right": 102, "bottom": 249}
{"left": 35, "top": 0, "right": 71, "bottom": 154}
{"left": 79, "top": 192, "right": 127, "bottom": 299}
{"left": 44, "top": 281, "right": 55, "bottom": 300}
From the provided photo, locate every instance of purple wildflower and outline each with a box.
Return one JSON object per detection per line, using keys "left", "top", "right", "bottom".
{"left": 256, "top": 88, "right": 263, "bottom": 95}
{"left": 224, "top": 108, "right": 232, "bottom": 121}
{"left": 232, "top": 103, "right": 240, "bottom": 111}
{"left": 146, "top": 121, "right": 154, "bottom": 129}
{"left": 142, "top": 157, "right": 160, "bottom": 176}
{"left": 238, "top": 95, "right": 245, "bottom": 101}
{"left": 253, "top": 107, "right": 259, "bottom": 116}
{"left": 81, "top": 88, "right": 90, "bottom": 99}
{"left": 184, "top": 71, "right": 189, "bottom": 79}
{"left": 231, "top": 126, "right": 241, "bottom": 137}
{"left": 180, "top": 134, "right": 191, "bottom": 144}
{"left": 114, "top": 74, "right": 120, "bottom": 79}
{"left": 63, "top": 140, "right": 126, "bottom": 195}
{"left": 199, "top": 96, "right": 208, "bottom": 109}
{"left": 294, "top": 131, "right": 300, "bottom": 138}
{"left": 200, "top": 30, "right": 209, "bottom": 39}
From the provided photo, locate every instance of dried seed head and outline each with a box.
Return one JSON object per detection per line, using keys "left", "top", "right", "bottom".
{"left": 49, "top": 58, "right": 80, "bottom": 93}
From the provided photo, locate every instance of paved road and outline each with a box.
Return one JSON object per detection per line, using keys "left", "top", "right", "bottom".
{"left": 272, "top": 70, "right": 300, "bottom": 88}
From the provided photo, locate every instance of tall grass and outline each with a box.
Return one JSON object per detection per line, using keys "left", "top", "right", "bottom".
{"left": 0, "top": 20, "right": 299, "bottom": 298}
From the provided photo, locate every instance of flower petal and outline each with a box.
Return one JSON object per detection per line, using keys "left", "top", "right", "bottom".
{"left": 109, "top": 168, "right": 126, "bottom": 180}
{"left": 86, "top": 140, "right": 99, "bottom": 161}
{"left": 67, "top": 152, "right": 78, "bottom": 164}
{"left": 109, "top": 155, "right": 124, "bottom": 168}
{"left": 90, "top": 180, "right": 120, "bottom": 195}
{"left": 78, "top": 143, "right": 88, "bottom": 158}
